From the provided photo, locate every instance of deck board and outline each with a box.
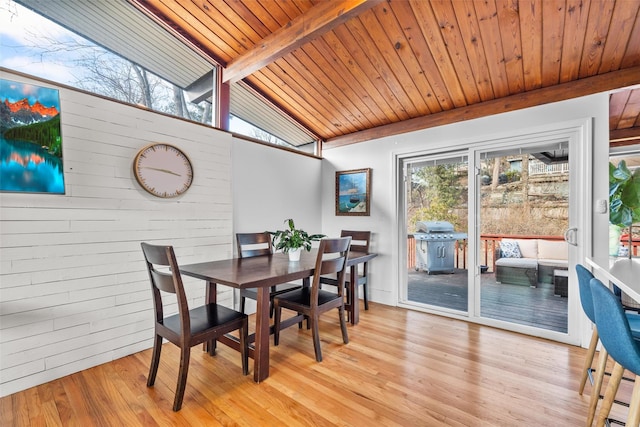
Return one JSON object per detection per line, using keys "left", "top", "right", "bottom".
{"left": 407, "top": 269, "right": 568, "bottom": 332}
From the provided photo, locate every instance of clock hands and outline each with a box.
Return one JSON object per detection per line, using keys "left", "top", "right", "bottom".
{"left": 141, "top": 166, "right": 181, "bottom": 177}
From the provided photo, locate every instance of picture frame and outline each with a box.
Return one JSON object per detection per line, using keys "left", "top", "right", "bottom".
{"left": 0, "top": 79, "right": 64, "bottom": 194}
{"left": 335, "top": 168, "right": 371, "bottom": 216}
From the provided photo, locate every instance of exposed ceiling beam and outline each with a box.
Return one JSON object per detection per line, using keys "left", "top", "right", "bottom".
{"left": 324, "top": 66, "right": 640, "bottom": 149}
{"left": 610, "top": 127, "right": 640, "bottom": 147}
{"left": 222, "top": 0, "right": 383, "bottom": 83}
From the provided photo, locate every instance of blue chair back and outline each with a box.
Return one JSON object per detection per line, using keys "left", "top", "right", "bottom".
{"left": 576, "top": 264, "right": 596, "bottom": 323}
{"left": 590, "top": 278, "right": 640, "bottom": 376}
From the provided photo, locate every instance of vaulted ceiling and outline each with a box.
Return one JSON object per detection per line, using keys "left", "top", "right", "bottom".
{"left": 132, "top": 0, "right": 640, "bottom": 149}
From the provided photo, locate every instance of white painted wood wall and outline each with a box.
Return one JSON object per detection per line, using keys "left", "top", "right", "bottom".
{"left": 0, "top": 71, "right": 235, "bottom": 396}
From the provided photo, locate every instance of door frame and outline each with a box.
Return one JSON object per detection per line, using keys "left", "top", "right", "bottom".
{"left": 394, "top": 118, "right": 592, "bottom": 345}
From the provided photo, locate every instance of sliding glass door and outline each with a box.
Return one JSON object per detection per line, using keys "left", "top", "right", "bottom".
{"left": 403, "top": 152, "right": 469, "bottom": 315}
{"left": 397, "top": 121, "right": 588, "bottom": 344}
{"left": 476, "top": 144, "right": 569, "bottom": 333}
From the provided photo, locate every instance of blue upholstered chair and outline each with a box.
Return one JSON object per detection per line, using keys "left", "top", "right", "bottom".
{"left": 576, "top": 264, "right": 640, "bottom": 425}
{"left": 589, "top": 278, "right": 640, "bottom": 427}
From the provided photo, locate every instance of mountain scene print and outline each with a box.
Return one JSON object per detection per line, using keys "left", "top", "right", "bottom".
{"left": 1, "top": 79, "right": 64, "bottom": 194}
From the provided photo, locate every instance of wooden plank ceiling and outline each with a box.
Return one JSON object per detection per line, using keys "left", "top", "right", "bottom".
{"left": 131, "top": 0, "right": 640, "bottom": 149}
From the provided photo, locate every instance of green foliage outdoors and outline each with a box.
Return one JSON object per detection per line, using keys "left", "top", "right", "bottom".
{"left": 268, "top": 219, "right": 326, "bottom": 253}
{"left": 609, "top": 160, "right": 640, "bottom": 228}
{"left": 3, "top": 115, "right": 62, "bottom": 158}
{"left": 408, "top": 164, "right": 465, "bottom": 232}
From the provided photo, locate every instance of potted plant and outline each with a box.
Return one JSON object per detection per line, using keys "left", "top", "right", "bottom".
{"left": 268, "top": 218, "right": 325, "bottom": 261}
{"left": 609, "top": 160, "right": 640, "bottom": 258}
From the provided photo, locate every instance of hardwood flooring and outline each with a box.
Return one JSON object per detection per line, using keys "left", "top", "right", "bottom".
{"left": 0, "top": 303, "right": 633, "bottom": 426}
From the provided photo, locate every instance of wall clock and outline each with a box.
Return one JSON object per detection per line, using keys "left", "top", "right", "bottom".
{"left": 133, "top": 143, "right": 193, "bottom": 198}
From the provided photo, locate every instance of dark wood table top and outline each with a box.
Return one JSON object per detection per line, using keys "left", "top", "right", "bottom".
{"left": 179, "top": 250, "right": 376, "bottom": 288}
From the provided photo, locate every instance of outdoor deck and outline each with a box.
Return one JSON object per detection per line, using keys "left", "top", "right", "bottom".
{"left": 407, "top": 268, "right": 568, "bottom": 333}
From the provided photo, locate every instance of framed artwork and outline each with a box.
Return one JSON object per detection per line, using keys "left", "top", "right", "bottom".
{"left": 335, "top": 168, "right": 371, "bottom": 216}
{"left": 0, "top": 79, "right": 64, "bottom": 194}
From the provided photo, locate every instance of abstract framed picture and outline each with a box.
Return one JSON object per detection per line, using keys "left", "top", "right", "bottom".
{"left": 335, "top": 168, "right": 371, "bottom": 216}
{"left": 0, "top": 79, "right": 64, "bottom": 194}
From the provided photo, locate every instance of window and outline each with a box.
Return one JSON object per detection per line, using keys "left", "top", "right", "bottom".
{"left": 1, "top": 2, "right": 212, "bottom": 124}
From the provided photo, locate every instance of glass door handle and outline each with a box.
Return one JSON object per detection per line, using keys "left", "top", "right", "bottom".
{"left": 564, "top": 227, "right": 578, "bottom": 246}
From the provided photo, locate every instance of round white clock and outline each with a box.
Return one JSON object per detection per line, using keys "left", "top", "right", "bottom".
{"left": 133, "top": 143, "right": 193, "bottom": 198}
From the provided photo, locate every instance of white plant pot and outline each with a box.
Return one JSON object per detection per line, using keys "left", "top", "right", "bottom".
{"left": 288, "top": 248, "right": 301, "bottom": 262}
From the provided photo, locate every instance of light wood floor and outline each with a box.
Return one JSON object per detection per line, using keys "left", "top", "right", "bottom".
{"left": 1, "top": 303, "right": 633, "bottom": 426}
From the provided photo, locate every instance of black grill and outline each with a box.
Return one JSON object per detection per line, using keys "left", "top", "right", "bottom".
{"left": 413, "top": 221, "right": 468, "bottom": 274}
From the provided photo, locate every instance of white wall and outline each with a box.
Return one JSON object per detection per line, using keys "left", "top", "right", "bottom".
{"left": 231, "top": 139, "right": 322, "bottom": 239}
{"left": 0, "top": 71, "right": 235, "bottom": 396}
{"left": 321, "top": 94, "right": 610, "bottom": 309}
{"left": 231, "top": 139, "right": 322, "bottom": 312}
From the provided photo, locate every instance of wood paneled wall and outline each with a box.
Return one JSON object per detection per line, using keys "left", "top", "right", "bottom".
{"left": 0, "top": 71, "right": 234, "bottom": 397}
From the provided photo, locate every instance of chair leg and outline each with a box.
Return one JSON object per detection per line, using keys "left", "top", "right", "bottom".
{"left": 362, "top": 282, "right": 369, "bottom": 311}
{"left": 579, "top": 327, "right": 599, "bottom": 395}
{"left": 627, "top": 375, "right": 640, "bottom": 427}
{"left": 273, "top": 302, "right": 281, "bottom": 346}
{"left": 173, "top": 346, "right": 191, "bottom": 411}
{"left": 310, "top": 314, "right": 322, "bottom": 362}
{"left": 587, "top": 347, "right": 609, "bottom": 427}
{"left": 240, "top": 318, "right": 249, "bottom": 376}
{"left": 240, "top": 296, "right": 246, "bottom": 314}
{"left": 147, "top": 334, "right": 163, "bottom": 387}
{"left": 339, "top": 306, "right": 349, "bottom": 344}
{"left": 595, "top": 362, "right": 624, "bottom": 427}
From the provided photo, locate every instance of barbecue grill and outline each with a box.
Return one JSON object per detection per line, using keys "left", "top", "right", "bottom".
{"left": 413, "top": 221, "right": 468, "bottom": 274}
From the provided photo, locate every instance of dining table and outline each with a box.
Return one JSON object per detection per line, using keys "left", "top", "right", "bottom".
{"left": 179, "top": 249, "right": 377, "bottom": 383}
{"left": 585, "top": 256, "right": 640, "bottom": 303}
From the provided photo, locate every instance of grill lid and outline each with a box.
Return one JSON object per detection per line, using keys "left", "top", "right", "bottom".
{"left": 416, "top": 221, "right": 455, "bottom": 233}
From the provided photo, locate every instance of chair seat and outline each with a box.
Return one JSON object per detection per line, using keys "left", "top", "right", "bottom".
{"left": 321, "top": 273, "right": 365, "bottom": 286}
{"left": 240, "top": 283, "right": 302, "bottom": 300}
{"left": 276, "top": 287, "right": 343, "bottom": 307}
{"left": 163, "top": 303, "right": 247, "bottom": 337}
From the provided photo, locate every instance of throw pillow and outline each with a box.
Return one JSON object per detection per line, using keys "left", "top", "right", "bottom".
{"left": 500, "top": 241, "right": 522, "bottom": 258}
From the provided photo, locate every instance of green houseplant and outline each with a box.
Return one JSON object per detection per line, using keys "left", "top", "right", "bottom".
{"left": 610, "top": 160, "right": 640, "bottom": 258}
{"left": 268, "top": 218, "right": 325, "bottom": 261}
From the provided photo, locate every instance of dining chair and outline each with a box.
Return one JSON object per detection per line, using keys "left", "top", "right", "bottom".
{"left": 273, "top": 236, "right": 352, "bottom": 362}
{"left": 589, "top": 278, "right": 640, "bottom": 427}
{"left": 141, "top": 242, "right": 248, "bottom": 411}
{"left": 236, "top": 232, "right": 302, "bottom": 317}
{"left": 320, "top": 230, "right": 371, "bottom": 316}
{"left": 577, "top": 264, "right": 640, "bottom": 425}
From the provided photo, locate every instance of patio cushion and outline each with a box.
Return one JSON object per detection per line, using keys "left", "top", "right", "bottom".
{"left": 537, "top": 239, "right": 568, "bottom": 260}
{"left": 495, "top": 258, "right": 538, "bottom": 269}
{"left": 500, "top": 240, "right": 522, "bottom": 258}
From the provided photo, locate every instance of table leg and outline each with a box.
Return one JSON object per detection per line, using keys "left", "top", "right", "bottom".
{"left": 205, "top": 281, "right": 218, "bottom": 352}
{"left": 349, "top": 264, "right": 359, "bottom": 325}
{"left": 253, "top": 286, "right": 270, "bottom": 382}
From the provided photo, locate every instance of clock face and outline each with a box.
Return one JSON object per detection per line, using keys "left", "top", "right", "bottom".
{"left": 133, "top": 143, "right": 193, "bottom": 198}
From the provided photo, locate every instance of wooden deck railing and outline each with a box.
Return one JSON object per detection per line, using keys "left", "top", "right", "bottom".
{"left": 408, "top": 234, "right": 563, "bottom": 272}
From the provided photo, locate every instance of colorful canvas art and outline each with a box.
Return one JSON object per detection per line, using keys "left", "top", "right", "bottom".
{"left": 0, "top": 79, "right": 64, "bottom": 194}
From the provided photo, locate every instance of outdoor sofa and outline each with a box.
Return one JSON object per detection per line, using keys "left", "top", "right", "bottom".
{"left": 494, "top": 238, "right": 569, "bottom": 287}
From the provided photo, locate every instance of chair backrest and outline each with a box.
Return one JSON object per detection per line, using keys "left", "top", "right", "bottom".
{"left": 340, "top": 230, "right": 370, "bottom": 253}
{"left": 141, "top": 242, "right": 190, "bottom": 333}
{"left": 311, "top": 237, "right": 352, "bottom": 306}
{"left": 576, "top": 264, "right": 596, "bottom": 322}
{"left": 590, "top": 278, "right": 640, "bottom": 375}
{"left": 236, "top": 232, "right": 273, "bottom": 258}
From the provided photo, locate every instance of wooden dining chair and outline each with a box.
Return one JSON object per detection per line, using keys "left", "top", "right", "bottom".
{"left": 237, "top": 232, "right": 302, "bottom": 317}
{"left": 273, "top": 236, "right": 352, "bottom": 362}
{"left": 141, "top": 242, "right": 248, "bottom": 411}
{"left": 320, "top": 230, "right": 371, "bottom": 315}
